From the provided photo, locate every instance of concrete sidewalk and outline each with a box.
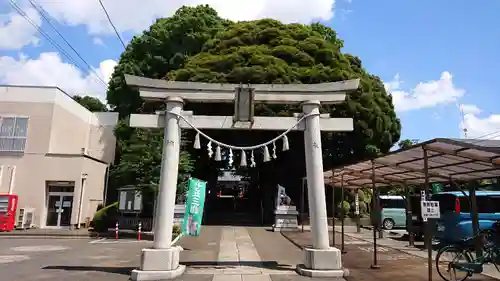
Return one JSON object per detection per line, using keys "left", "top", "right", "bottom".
{"left": 0, "top": 228, "right": 93, "bottom": 238}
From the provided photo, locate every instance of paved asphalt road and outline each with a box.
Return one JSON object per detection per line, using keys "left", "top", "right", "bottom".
{"left": 0, "top": 237, "right": 147, "bottom": 281}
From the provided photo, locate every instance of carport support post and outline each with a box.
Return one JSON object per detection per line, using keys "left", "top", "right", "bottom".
{"left": 301, "top": 177, "right": 305, "bottom": 233}
{"left": 405, "top": 183, "right": 415, "bottom": 247}
{"left": 297, "top": 100, "right": 347, "bottom": 277}
{"left": 378, "top": 187, "right": 384, "bottom": 239}
{"left": 423, "top": 149, "right": 432, "bottom": 281}
{"left": 331, "top": 171, "right": 336, "bottom": 246}
{"left": 370, "top": 161, "right": 380, "bottom": 269}
{"left": 130, "top": 97, "right": 186, "bottom": 281}
{"left": 469, "top": 185, "right": 482, "bottom": 256}
{"left": 340, "top": 175, "right": 346, "bottom": 254}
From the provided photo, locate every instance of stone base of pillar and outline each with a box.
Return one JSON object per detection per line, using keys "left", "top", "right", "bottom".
{"left": 130, "top": 246, "right": 185, "bottom": 281}
{"left": 296, "top": 247, "right": 350, "bottom": 278}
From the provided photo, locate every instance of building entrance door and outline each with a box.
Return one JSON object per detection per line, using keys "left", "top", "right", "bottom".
{"left": 45, "top": 194, "right": 74, "bottom": 227}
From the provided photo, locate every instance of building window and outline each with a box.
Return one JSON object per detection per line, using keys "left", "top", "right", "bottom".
{"left": 0, "top": 116, "right": 29, "bottom": 152}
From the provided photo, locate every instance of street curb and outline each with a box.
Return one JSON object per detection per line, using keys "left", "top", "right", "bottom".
{"left": 0, "top": 230, "right": 157, "bottom": 240}
{"left": 0, "top": 235, "right": 92, "bottom": 239}
{"left": 0, "top": 231, "right": 136, "bottom": 239}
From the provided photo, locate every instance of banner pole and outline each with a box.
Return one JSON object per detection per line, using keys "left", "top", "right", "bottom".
{"left": 171, "top": 232, "right": 184, "bottom": 246}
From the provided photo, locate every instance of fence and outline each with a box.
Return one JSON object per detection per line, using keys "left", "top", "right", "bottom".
{"left": 118, "top": 217, "right": 153, "bottom": 231}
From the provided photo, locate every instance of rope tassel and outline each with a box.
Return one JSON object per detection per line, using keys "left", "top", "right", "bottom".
{"left": 228, "top": 148, "right": 234, "bottom": 167}
{"left": 207, "top": 141, "right": 213, "bottom": 158}
{"left": 263, "top": 146, "right": 271, "bottom": 162}
{"left": 250, "top": 151, "right": 256, "bottom": 167}
{"left": 193, "top": 133, "right": 201, "bottom": 149}
{"left": 282, "top": 135, "right": 289, "bottom": 151}
{"left": 215, "top": 145, "right": 222, "bottom": 161}
{"left": 240, "top": 150, "right": 247, "bottom": 167}
{"left": 272, "top": 141, "right": 277, "bottom": 159}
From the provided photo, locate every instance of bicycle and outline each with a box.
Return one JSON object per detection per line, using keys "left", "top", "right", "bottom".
{"left": 436, "top": 223, "right": 500, "bottom": 281}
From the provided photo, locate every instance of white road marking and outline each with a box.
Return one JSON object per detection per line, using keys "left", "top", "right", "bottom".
{"left": 88, "top": 238, "right": 150, "bottom": 244}
{"left": 0, "top": 255, "right": 30, "bottom": 264}
{"left": 89, "top": 238, "right": 107, "bottom": 244}
{"left": 344, "top": 240, "right": 370, "bottom": 245}
{"left": 11, "top": 245, "right": 69, "bottom": 252}
{"left": 357, "top": 246, "right": 390, "bottom": 252}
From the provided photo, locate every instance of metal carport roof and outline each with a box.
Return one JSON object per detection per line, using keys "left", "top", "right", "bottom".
{"left": 325, "top": 138, "right": 500, "bottom": 189}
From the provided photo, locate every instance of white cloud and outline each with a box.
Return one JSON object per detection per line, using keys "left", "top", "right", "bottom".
{"left": 36, "top": 0, "right": 336, "bottom": 35}
{"left": 0, "top": 52, "right": 117, "bottom": 102}
{"left": 460, "top": 104, "right": 482, "bottom": 115}
{"left": 384, "top": 73, "right": 402, "bottom": 93}
{"left": 92, "top": 37, "right": 105, "bottom": 46}
{"left": 2, "top": 0, "right": 336, "bottom": 49}
{"left": 384, "top": 72, "right": 465, "bottom": 112}
{"left": 460, "top": 104, "right": 500, "bottom": 140}
{"left": 0, "top": 6, "right": 41, "bottom": 49}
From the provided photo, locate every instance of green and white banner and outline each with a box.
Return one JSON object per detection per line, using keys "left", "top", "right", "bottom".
{"left": 182, "top": 178, "right": 207, "bottom": 236}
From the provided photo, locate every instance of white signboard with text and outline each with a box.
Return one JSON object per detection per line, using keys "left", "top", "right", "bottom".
{"left": 421, "top": 200, "right": 441, "bottom": 221}
{"left": 355, "top": 193, "right": 360, "bottom": 215}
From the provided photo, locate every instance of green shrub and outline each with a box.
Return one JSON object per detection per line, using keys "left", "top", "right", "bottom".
{"left": 172, "top": 224, "right": 181, "bottom": 236}
{"left": 91, "top": 202, "right": 118, "bottom": 232}
{"left": 337, "top": 200, "right": 351, "bottom": 217}
{"left": 96, "top": 203, "right": 104, "bottom": 212}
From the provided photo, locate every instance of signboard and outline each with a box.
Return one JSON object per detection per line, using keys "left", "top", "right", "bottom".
{"left": 421, "top": 200, "right": 441, "bottom": 222}
{"left": 182, "top": 178, "right": 207, "bottom": 236}
{"left": 420, "top": 190, "right": 426, "bottom": 202}
{"left": 118, "top": 188, "right": 142, "bottom": 213}
{"left": 432, "top": 183, "right": 444, "bottom": 194}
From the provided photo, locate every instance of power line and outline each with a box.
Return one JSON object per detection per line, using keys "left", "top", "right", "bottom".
{"left": 97, "top": 0, "right": 126, "bottom": 49}
{"left": 27, "top": 0, "right": 108, "bottom": 87}
{"left": 8, "top": 0, "right": 108, "bottom": 89}
{"left": 470, "top": 131, "right": 500, "bottom": 143}
{"left": 8, "top": 1, "right": 80, "bottom": 68}
{"left": 457, "top": 103, "right": 500, "bottom": 143}
{"left": 459, "top": 104, "right": 468, "bottom": 138}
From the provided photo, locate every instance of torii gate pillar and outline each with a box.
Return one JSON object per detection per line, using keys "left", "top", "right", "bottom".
{"left": 297, "top": 100, "right": 347, "bottom": 277}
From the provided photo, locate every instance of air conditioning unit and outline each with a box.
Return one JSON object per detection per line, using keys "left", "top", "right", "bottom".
{"left": 16, "top": 208, "right": 35, "bottom": 229}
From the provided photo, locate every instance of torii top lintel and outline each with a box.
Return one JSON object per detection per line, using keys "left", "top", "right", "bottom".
{"left": 124, "top": 75, "right": 360, "bottom": 105}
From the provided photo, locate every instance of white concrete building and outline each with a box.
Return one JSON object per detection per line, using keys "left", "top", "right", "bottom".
{"left": 0, "top": 85, "right": 118, "bottom": 229}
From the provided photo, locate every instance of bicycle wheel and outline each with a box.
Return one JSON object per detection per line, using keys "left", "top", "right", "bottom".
{"left": 436, "top": 245, "right": 474, "bottom": 281}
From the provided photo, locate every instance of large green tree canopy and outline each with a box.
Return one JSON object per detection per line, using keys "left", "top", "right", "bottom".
{"left": 106, "top": 5, "right": 401, "bottom": 195}
{"left": 73, "top": 95, "right": 108, "bottom": 112}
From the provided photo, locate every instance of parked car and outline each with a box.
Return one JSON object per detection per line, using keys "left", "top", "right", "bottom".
{"left": 374, "top": 195, "right": 407, "bottom": 230}
{"left": 433, "top": 191, "right": 500, "bottom": 243}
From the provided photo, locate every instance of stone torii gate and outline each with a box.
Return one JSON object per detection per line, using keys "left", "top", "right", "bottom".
{"left": 125, "top": 74, "right": 358, "bottom": 280}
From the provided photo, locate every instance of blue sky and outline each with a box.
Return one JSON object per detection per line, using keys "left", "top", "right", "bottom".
{"left": 331, "top": 0, "right": 500, "bottom": 142}
{"left": 0, "top": 0, "right": 499, "bottom": 142}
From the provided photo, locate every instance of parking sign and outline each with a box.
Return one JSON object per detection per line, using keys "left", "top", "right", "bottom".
{"left": 420, "top": 200, "right": 440, "bottom": 222}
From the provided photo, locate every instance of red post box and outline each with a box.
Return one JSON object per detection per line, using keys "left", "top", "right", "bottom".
{"left": 0, "top": 194, "right": 18, "bottom": 231}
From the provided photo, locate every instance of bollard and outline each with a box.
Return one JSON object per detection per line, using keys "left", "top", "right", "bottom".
{"left": 138, "top": 221, "right": 142, "bottom": 241}
{"left": 115, "top": 222, "right": 119, "bottom": 240}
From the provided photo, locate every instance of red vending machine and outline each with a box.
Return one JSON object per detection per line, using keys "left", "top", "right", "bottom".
{"left": 0, "top": 194, "right": 18, "bottom": 231}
